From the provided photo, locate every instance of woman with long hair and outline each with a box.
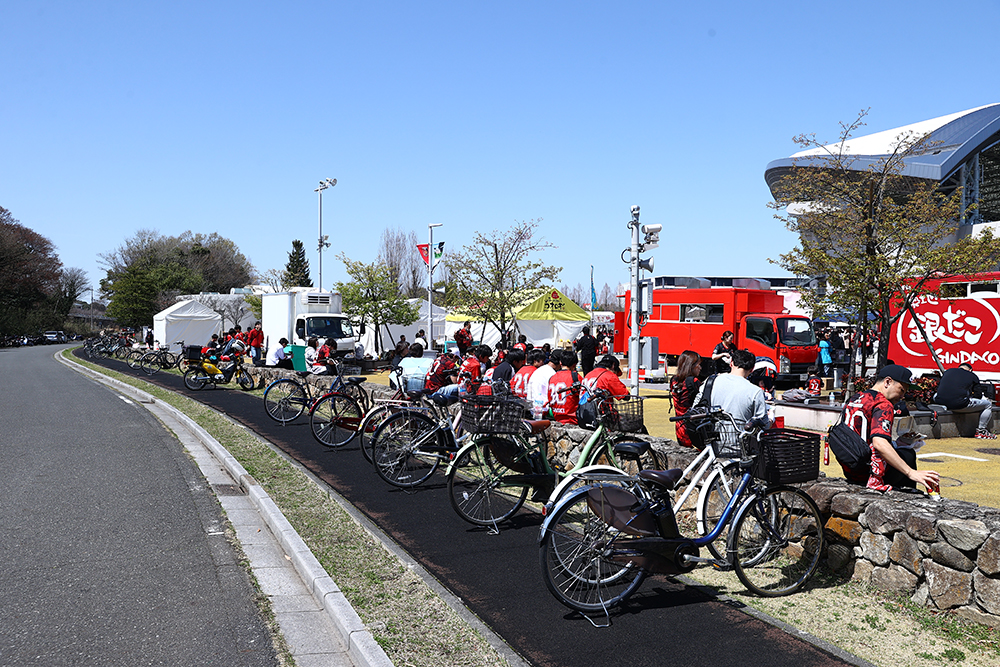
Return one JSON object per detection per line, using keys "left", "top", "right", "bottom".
{"left": 670, "top": 350, "right": 703, "bottom": 448}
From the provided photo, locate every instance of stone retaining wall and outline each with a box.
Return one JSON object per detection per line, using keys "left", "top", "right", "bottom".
{"left": 520, "top": 421, "right": 1000, "bottom": 627}
{"left": 255, "top": 373, "right": 1000, "bottom": 626}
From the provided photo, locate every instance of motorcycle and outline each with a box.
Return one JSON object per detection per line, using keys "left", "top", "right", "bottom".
{"left": 183, "top": 341, "right": 255, "bottom": 391}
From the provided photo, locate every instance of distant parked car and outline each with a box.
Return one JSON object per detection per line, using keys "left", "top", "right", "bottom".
{"left": 43, "top": 331, "right": 67, "bottom": 344}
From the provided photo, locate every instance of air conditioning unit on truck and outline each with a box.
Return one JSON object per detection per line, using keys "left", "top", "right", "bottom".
{"left": 261, "top": 288, "right": 356, "bottom": 356}
{"left": 613, "top": 283, "right": 818, "bottom": 382}
{"left": 887, "top": 272, "right": 1000, "bottom": 382}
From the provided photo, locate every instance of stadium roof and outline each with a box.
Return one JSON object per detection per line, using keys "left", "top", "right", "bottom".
{"left": 765, "top": 104, "right": 1000, "bottom": 196}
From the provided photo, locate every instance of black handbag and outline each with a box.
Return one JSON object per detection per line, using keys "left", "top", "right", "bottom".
{"left": 681, "top": 374, "right": 717, "bottom": 451}
{"left": 827, "top": 416, "right": 872, "bottom": 470}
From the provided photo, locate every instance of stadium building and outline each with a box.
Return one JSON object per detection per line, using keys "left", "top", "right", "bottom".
{"left": 764, "top": 104, "right": 1000, "bottom": 241}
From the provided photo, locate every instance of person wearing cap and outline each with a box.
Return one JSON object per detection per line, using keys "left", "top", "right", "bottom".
{"left": 583, "top": 354, "right": 629, "bottom": 399}
{"left": 934, "top": 363, "right": 996, "bottom": 439}
{"left": 841, "top": 365, "right": 940, "bottom": 491}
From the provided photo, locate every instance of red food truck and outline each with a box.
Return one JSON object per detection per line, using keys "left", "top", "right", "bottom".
{"left": 887, "top": 272, "right": 1000, "bottom": 381}
{"left": 614, "top": 286, "right": 818, "bottom": 382}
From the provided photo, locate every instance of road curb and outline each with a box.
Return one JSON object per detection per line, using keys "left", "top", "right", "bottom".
{"left": 58, "top": 351, "right": 393, "bottom": 667}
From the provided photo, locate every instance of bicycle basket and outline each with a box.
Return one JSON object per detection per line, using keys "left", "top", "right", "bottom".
{"left": 460, "top": 394, "right": 527, "bottom": 435}
{"left": 752, "top": 428, "right": 820, "bottom": 485}
{"left": 706, "top": 414, "right": 742, "bottom": 459}
{"left": 184, "top": 345, "right": 204, "bottom": 361}
{"left": 600, "top": 395, "right": 645, "bottom": 433}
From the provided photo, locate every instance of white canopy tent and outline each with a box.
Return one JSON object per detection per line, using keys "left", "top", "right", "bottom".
{"left": 152, "top": 300, "right": 222, "bottom": 350}
{"left": 360, "top": 299, "right": 449, "bottom": 355}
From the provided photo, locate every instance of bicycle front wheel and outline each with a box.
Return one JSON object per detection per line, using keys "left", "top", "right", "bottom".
{"left": 125, "top": 349, "right": 144, "bottom": 370}
{"left": 263, "top": 379, "right": 308, "bottom": 423}
{"left": 139, "top": 353, "right": 160, "bottom": 375}
{"left": 731, "top": 486, "right": 824, "bottom": 597}
{"left": 371, "top": 410, "right": 443, "bottom": 488}
{"left": 310, "top": 393, "right": 363, "bottom": 448}
{"left": 359, "top": 405, "right": 394, "bottom": 464}
{"left": 539, "top": 487, "right": 647, "bottom": 614}
{"left": 448, "top": 439, "right": 529, "bottom": 526}
{"left": 698, "top": 461, "right": 741, "bottom": 560}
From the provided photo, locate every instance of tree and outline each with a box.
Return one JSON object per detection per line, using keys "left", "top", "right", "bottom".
{"left": 197, "top": 294, "right": 252, "bottom": 332}
{"left": 0, "top": 207, "right": 65, "bottom": 335}
{"left": 445, "top": 220, "right": 561, "bottom": 340}
{"left": 100, "top": 229, "right": 256, "bottom": 324}
{"left": 283, "top": 240, "right": 313, "bottom": 288}
{"left": 378, "top": 227, "right": 422, "bottom": 297}
{"left": 334, "top": 254, "right": 419, "bottom": 353}
{"left": 598, "top": 283, "right": 616, "bottom": 311}
{"left": 104, "top": 263, "right": 158, "bottom": 328}
{"left": 770, "top": 110, "right": 1000, "bottom": 373}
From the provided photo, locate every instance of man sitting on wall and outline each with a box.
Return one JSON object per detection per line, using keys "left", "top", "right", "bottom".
{"left": 934, "top": 363, "right": 997, "bottom": 439}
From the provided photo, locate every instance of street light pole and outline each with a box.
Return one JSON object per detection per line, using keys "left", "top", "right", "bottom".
{"left": 314, "top": 178, "right": 337, "bottom": 291}
{"left": 89, "top": 286, "right": 94, "bottom": 332}
{"left": 428, "top": 223, "right": 442, "bottom": 351}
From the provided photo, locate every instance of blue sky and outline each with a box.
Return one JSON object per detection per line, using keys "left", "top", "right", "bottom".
{"left": 3, "top": 1, "right": 1000, "bottom": 301}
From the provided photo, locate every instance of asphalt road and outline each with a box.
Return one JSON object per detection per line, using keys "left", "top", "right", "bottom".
{"left": 1, "top": 345, "right": 277, "bottom": 666}
{"left": 78, "top": 349, "right": 858, "bottom": 667}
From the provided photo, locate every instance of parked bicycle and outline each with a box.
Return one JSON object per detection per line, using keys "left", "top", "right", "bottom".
{"left": 446, "top": 388, "right": 665, "bottom": 530}
{"left": 263, "top": 357, "right": 369, "bottom": 424}
{"left": 538, "top": 412, "right": 823, "bottom": 617}
{"left": 137, "top": 341, "right": 184, "bottom": 375}
{"left": 367, "top": 387, "right": 469, "bottom": 488}
{"left": 356, "top": 366, "right": 448, "bottom": 464}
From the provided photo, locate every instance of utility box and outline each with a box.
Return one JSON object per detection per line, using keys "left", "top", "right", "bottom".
{"left": 639, "top": 336, "right": 659, "bottom": 370}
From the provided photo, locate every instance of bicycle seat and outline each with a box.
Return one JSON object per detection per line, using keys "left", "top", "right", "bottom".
{"left": 429, "top": 393, "right": 458, "bottom": 407}
{"left": 404, "top": 390, "right": 425, "bottom": 401}
{"left": 347, "top": 376, "right": 365, "bottom": 385}
{"left": 637, "top": 468, "right": 683, "bottom": 491}
{"left": 522, "top": 420, "right": 550, "bottom": 435}
{"left": 613, "top": 440, "right": 651, "bottom": 458}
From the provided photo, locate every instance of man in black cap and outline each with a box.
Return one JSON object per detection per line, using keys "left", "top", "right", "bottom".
{"left": 934, "top": 363, "right": 996, "bottom": 439}
{"left": 841, "top": 365, "right": 940, "bottom": 491}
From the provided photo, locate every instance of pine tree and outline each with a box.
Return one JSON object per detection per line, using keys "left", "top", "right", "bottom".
{"left": 283, "top": 240, "right": 313, "bottom": 288}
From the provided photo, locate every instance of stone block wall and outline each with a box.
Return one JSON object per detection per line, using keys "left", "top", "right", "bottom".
{"left": 523, "top": 421, "right": 1000, "bottom": 626}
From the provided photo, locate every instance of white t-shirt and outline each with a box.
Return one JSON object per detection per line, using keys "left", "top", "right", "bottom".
{"left": 527, "top": 364, "right": 557, "bottom": 418}
{"left": 266, "top": 344, "right": 288, "bottom": 366}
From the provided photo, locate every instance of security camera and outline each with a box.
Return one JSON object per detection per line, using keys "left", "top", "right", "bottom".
{"left": 642, "top": 224, "right": 662, "bottom": 235}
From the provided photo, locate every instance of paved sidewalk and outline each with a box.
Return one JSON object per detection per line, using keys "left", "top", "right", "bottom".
{"left": 57, "top": 351, "right": 391, "bottom": 667}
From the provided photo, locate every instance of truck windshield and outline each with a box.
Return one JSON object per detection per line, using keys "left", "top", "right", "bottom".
{"left": 777, "top": 318, "right": 816, "bottom": 346}
{"left": 307, "top": 317, "right": 354, "bottom": 340}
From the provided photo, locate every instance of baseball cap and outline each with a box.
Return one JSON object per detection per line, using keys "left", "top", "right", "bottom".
{"left": 596, "top": 354, "right": 622, "bottom": 376}
{"left": 876, "top": 364, "right": 914, "bottom": 387}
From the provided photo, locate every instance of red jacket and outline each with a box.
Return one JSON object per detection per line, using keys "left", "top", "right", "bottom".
{"left": 246, "top": 328, "right": 264, "bottom": 349}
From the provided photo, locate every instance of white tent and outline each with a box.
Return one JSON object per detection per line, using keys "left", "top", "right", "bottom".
{"left": 360, "top": 299, "right": 449, "bottom": 355}
{"left": 153, "top": 300, "right": 222, "bottom": 350}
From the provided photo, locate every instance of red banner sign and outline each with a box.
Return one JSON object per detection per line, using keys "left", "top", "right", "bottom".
{"left": 894, "top": 293, "right": 1000, "bottom": 370}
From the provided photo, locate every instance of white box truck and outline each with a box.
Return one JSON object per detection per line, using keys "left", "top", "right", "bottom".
{"left": 261, "top": 288, "right": 357, "bottom": 355}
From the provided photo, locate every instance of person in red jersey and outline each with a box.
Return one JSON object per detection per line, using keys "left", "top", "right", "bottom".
{"left": 547, "top": 349, "right": 581, "bottom": 425}
{"left": 511, "top": 348, "right": 544, "bottom": 399}
{"left": 459, "top": 345, "right": 492, "bottom": 393}
{"left": 841, "top": 365, "right": 939, "bottom": 492}
{"left": 583, "top": 353, "right": 629, "bottom": 399}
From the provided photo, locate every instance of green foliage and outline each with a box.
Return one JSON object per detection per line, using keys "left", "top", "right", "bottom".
{"left": 445, "top": 220, "right": 561, "bottom": 338}
{"left": 99, "top": 229, "right": 256, "bottom": 328}
{"left": 771, "top": 110, "right": 1000, "bottom": 369}
{"left": 283, "top": 240, "right": 313, "bottom": 288}
{"left": 104, "top": 263, "right": 159, "bottom": 327}
{"left": 334, "top": 254, "right": 419, "bottom": 353}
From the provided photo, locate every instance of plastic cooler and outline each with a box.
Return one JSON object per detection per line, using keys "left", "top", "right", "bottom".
{"left": 288, "top": 345, "right": 308, "bottom": 372}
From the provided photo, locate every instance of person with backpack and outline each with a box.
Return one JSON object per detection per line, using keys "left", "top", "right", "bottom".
{"left": 454, "top": 321, "right": 473, "bottom": 357}
{"left": 583, "top": 354, "right": 629, "bottom": 399}
{"left": 669, "top": 350, "right": 702, "bottom": 448}
{"left": 839, "top": 365, "right": 940, "bottom": 491}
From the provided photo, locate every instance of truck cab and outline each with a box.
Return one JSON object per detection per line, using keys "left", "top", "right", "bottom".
{"left": 741, "top": 315, "right": 817, "bottom": 381}
{"left": 294, "top": 314, "right": 355, "bottom": 352}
